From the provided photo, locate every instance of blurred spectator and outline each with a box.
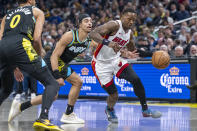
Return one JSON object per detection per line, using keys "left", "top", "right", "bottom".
{"left": 173, "top": 46, "right": 185, "bottom": 58}
{"left": 189, "top": 45, "right": 197, "bottom": 57}
{"left": 137, "top": 37, "right": 151, "bottom": 52}
{"left": 160, "top": 44, "right": 168, "bottom": 52}
{"left": 169, "top": 3, "right": 179, "bottom": 21}
{"left": 178, "top": 26, "right": 188, "bottom": 42}
{"left": 164, "top": 10, "right": 174, "bottom": 24}
{"left": 1, "top": 0, "right": 196, "bottom": 62}
{"left": 166, "top": 38, "right": 175, "bottom": 53}
{"left": 185, "top": 32, "right": 197, "bottom": 55}
{"left": 177, "top": 4, "right": 190, "bottom": 21}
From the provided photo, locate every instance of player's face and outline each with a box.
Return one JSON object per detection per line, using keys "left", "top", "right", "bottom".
{"left": 29, "top": 0, "right": 36, "bottom": 6}
{"left": 80, "top": 17, "right": 92, "bottom": 33}
{"left": 122, "top": 12, "right": 136, "bottom": 29}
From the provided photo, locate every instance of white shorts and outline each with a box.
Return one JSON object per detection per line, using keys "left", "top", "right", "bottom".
{"left": 91, "top": 57, "right": 129, "bottom": 86}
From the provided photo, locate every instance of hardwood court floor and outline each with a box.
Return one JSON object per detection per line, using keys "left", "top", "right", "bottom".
{"left": 0, "top": 99, "right": 197, "bottom": 131}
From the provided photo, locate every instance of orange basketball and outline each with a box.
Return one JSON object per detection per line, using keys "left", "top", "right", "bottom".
{"left": 152, "top": 51, "right": 170, "bottom": 69}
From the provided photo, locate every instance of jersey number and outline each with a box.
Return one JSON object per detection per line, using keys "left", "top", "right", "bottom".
{"left": 10, "top": 15, "right": 21, "bottom": 28}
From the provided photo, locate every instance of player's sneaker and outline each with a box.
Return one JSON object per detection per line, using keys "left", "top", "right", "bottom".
{"left": 142, "top": 109, "right": 162, "bottom": 118}
{"left": 8, "top": 99, "right": 21, "bottom": 122}
{"left": 31, "top": 93, "right": 36, "bottom": 99}
{"left": 186, "top": 84, "right": 197, "bottom": 90}
{"left": 33, "top": 119, "right": 63, "bottom": 131}
{"left": 14, "top": 94, "right": 21, "bottom": 101}
{"left": 105, "top": 107, "right": 118, "bottom": 123}
{"left": 107, "top": 123, "right": 118, "bottom": 131}
{"left": 60, "top": 124, "right": 84, "bottom": 131}
{"left": 60, "top": 112, "right": 85, "bottom": 124}
{"left": 8, "top": 123, "right": 15, "bottom": 131}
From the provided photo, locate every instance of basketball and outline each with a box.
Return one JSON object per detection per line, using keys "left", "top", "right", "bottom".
{"left": 152, "top": 51, "right": 170, "bottom": 69}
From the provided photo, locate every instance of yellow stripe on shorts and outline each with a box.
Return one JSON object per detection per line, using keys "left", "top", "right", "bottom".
{"left": 22, "top": 38, "right": 38, "bottom": 61}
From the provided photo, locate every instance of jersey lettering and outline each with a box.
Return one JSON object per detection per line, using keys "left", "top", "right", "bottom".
{"left": 112, "top": 36, "right": 128, "bottom": 46}
{"left": 68, "top": 46, "right": 86, "bottom": 53}
{"left": 6, "top": 8, "right": 31, "bottom": 20}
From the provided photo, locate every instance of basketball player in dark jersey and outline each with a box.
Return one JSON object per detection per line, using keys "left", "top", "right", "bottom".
{"left": 9, "top": 14, "right": 97, "bottom": 124}
{"left": 0, "top": 0, "right": 63, "bottom": 130}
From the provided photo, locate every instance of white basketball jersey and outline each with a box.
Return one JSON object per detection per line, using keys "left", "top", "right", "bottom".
{"left": 94, "top": 20, "right": 131, "bottom": 61}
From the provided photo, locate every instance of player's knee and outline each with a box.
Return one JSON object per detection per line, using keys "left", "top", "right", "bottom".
{"left": 109, "top": 91, "right": 118, "bottom": 100}
{"left": 49, "top": 80, "right": 60, "bottom": 94}
{"left": 103, "top": 84, "right": 117, "bottom": 95}
{"left": 131, "top": 76, "right": 141, "bottom": 84}
{"left": 72, "top": 78, "right": 83, "bottom": 88}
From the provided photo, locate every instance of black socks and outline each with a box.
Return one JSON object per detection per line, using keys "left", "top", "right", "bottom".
{"left": 66, "top": 104, "right": 74, "bottom": 115}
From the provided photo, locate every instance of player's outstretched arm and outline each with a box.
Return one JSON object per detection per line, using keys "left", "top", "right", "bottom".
{"left": 121, "top": 33, "right": 139, "bottom": 59}
{"left": 50, "top": 31, "right": 72, "bottom": 85}
{"left": 32, "top": 7, "right": 45, "bottom": 57}
{"left": 0, "top": 16, "right": 6, "bottom": 40}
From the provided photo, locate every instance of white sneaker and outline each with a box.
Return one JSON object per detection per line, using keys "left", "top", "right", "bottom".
{"left": 8, "top": 123, "right": 15, "bottom": 131}
{"left": 60, "top": 124, "right": 84, "bottom": 131}
{"left": 60, "top": 112, "right": 85, "bottom": 124}
{"left": 31, "top": 93, "right": 36, "bottom": 99}
{"left": 14, "top": 94, "right": 21, "bottom": 101}
{"left": 8, "top": 99, "right": 21, "bottom": 122}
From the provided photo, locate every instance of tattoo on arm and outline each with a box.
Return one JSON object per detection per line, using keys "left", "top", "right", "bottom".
{"left": 89, "top": 21, "right": 119, "bottom": 44}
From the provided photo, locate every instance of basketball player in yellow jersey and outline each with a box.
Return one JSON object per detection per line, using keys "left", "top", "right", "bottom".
{"left": 0, "top": 0, "right": 63, "bottom": 130}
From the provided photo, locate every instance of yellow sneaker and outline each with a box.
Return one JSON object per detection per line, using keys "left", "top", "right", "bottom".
{"left": 33, "top": 119, "right": 63, "bottom": 131}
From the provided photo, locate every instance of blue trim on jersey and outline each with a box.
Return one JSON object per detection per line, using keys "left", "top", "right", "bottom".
{"left": 76, "top": 30, "right": 87, "bottom": 44}
{"left": 67, "top": 30, "right": 75, "bottom": 47}
{"left": 87, "top": 41, "right": 91, "bottom": 49}
{"left": 32, "top": 16, "right": 36, "bottom": 23}
{"left": 67, "top": 67, "right": 71, "bottom": 77}
{"left": 41, "top": 59, "right": 46, "bottom": 67}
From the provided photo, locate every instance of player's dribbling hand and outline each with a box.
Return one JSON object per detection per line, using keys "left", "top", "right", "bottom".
{"left": 14, "top": 67, "right": 24, "bottom": 82}
{"left": 56, "top": 78, "right": 65, "bottom": 86}
{"left": 108, "top": 42, "right": 121, "bottom": 53}
{"left": 127, "top": 50, "right": 139, "bottom": 59}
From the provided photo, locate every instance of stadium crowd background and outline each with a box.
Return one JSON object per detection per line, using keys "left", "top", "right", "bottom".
{"left": 1, "top": 0, "right": 197, "bottom": 61}
{"left": 0, "top": 0, "right": 197, "bottom": 100}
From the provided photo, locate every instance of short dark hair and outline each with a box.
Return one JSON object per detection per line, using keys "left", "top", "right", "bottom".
{"left": 122, "top": 8, "right": 136, "bottom": 15}
{"left": 17, "top": 0, "right": 28, "bottom": 4}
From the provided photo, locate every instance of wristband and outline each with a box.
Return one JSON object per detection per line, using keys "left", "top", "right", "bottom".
{"left": 102, "top": 39, "right": 110, "bottom": 45}
{"left": 53, "top": 70, "right": 61, "bottom": 79}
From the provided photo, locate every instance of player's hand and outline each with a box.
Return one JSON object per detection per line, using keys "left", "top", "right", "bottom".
{"left": 56, "top": 78, "right": 65, "bottom": 86}
{"left": 127, "top": 50, "right": 139, "bottom": 59}
{"left": 41, "top": 48, "right": 46, "bottom": 58}
{"left": 14, "top": 67, "right": 24, "bottom": 82}
{"left": 108, "top": 42, "right": 121, "bottom": 53}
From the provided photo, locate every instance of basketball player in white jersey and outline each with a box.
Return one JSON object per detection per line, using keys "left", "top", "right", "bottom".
{"left": 89, "top": 8, "right": 162, "bottom": 123}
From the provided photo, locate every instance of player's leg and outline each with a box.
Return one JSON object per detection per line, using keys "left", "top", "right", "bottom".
{"left": 8, "top": 38, "right": 62, "bottom": 130}
{"left": 117, "top": 63, "right": 162, "bottom": 118}
{"left": 60, "top": 70, "right": 84, "bottom": 124}
{"left": 0, "top": 46, "right": 14, "bottom": 106}
{"left": 91, "top": 60, "right": 118, "bottom": 123}
{"left": 186, "top": 84, "right": 197, "bottom": 90}
{"left": 29, "top": 76, "right": 37, "bottom": 99}
{"left": 103, "top": 82, "right": 119, "bottom": 123}
{"left": 0, "top": 68, "right": 14, "bottom": 106}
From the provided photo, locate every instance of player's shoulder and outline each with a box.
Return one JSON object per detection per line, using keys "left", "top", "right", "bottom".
{"left": 106, "top": 20, "right": 120, "bottom": 28}
{"left": 60, "top": 30, "right": 74, "bottom": 44}
{"left": 32, "top": 6, "right": 44, "bottom": 16}
{"left": 63, "top": 30, "right": 73, "bottom": 38}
